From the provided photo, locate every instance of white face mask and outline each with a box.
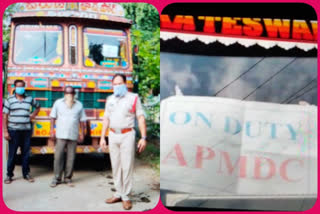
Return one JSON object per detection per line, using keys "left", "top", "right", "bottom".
{"left": 113, "top": 84, "right": 128, "bottom": 97}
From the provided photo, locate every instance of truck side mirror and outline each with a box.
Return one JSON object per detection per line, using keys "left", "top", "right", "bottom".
{"left": 132, "top": 45, "right": 139, "bottom": 64}
{"left": 2, "top": 41, "right": 8, "bottom": 52}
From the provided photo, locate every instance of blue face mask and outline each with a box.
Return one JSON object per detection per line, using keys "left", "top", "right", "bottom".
{"left": 113, "top": 84, "right": 128, "bottom": 97}
{"left": 15, "top": 87, "right": 25, "bottom": 95}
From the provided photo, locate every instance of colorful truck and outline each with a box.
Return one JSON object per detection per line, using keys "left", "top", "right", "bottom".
{"left": 4, "top": 3, "right": 135, "bottom": 154}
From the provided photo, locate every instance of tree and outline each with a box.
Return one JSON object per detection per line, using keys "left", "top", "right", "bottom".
{"left": 121, "top": 3, "right": 159, "bottom": 32}
{"left": 121, "top": 3, "right": 160, "bottom": 99}
{"left": 131, "top": 28, "right": 160, "bottom": 98}
{"left": 121, "top": 3, "right": 160, "bottom": 138}
{"left": 3, "top": 4, "right": 20, "bottom": 96}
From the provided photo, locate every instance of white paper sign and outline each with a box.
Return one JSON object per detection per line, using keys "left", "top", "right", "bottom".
{"left": 102, "top": 44, "right": 118, "bottom": 57}
{"left": 160, "top": 96, "right": 317, "bottom": 196}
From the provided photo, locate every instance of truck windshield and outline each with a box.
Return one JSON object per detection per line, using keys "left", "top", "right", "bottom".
{"left": 83, "top": 27, "right": 128, "bottom": 68}
{"left": 13, "top": 24, "right": 63, "bottom": 65}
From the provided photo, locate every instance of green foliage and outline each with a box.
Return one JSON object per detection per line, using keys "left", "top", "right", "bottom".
{"left": 132, "top": 28, "right": 160, "bottom": 98}
{"left": 3, "top": 4, "right": 20, "bottom": 96}
{"left": 147, "top": 121, "right": 160, "bottom": 139}
{"left": 145, "top": 100, "right": 160, "bottom": 138}
{"left": 121, "top": 3, "right": 160, "bottom": 140}
{"left": 121, "top": 3, "right": 159, "bottom": 32}
{"left": 121, "top": 3, "right": 160, "bottom": 99}
{"left": 137, "top": 139, "right": 160, "bottom": 174}
{"left": 3, "top": 4, "right": 19, "bottom": 42}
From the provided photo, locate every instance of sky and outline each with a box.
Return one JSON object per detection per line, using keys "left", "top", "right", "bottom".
{"left": 160, "top": 52, "right": 317, "bottom": 105}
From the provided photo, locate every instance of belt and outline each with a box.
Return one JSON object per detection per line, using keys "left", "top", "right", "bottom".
{"left": 110, "top": 128, "right": 133, "bottom": 134}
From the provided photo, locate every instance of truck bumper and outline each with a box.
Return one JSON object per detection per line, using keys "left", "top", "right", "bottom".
{"left": 30, "top": 145, "right": 109, "bottom": 154}
{"left": 32, "top": 119, "right": 108, "bottom": 138}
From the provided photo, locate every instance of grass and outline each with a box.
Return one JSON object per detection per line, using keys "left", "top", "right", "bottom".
{"left": 137, "top": 138, "right": 160, "bottom": 175}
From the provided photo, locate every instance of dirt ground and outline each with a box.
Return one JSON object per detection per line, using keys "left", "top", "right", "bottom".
{"left": 2, "top": 145, "right": 160, "bottom": 211}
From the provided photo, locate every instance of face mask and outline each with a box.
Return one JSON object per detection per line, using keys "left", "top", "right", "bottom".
{"left": 113, "top": 84, "right": 128, "bottom": 97}
{"left": 15, "top": 87, "right": 25, "bottom": 95}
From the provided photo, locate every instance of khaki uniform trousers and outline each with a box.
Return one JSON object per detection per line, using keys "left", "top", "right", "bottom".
{"left": 109, "top": 129, "right": 135, "bottom": 201}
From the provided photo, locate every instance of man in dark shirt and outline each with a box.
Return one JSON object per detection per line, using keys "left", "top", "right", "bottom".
{"left": 3, "top": 79, "right": 40, "bottom": 184}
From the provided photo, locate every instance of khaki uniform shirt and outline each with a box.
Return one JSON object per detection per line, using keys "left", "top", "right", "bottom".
{"left": 104, "top": 92, "right": 145, "bottom": 129}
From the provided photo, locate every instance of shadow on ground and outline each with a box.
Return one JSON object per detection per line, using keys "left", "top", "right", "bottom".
{"left": 16, "top": 153, "right": 111, "bottom": 171}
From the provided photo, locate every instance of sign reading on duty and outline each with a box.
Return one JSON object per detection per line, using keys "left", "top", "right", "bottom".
{"left": 160, "top": 96, "right": 317, "bottom": 196}
{"left": 161, "top": 15, "right": 317, "bottom": 42}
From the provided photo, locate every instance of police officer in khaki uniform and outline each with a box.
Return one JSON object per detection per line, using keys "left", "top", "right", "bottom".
{"left": 100, "top": 74, "right": 147, "bottom": 210}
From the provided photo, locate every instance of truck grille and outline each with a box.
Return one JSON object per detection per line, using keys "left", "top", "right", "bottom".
{"left": 27, "top": 90, "right": 109, "bottom": 109}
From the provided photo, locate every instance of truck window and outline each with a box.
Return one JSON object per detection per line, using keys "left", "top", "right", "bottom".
{"left": 13, "top": 24, "right": 63, "bottom": 65}
{"left": 83, "top": 27, "right": 128, "bottom": 68}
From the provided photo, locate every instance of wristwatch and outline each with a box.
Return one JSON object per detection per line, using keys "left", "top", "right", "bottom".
{"left": 141, "top": 136, "right": 147, "bottom": 140}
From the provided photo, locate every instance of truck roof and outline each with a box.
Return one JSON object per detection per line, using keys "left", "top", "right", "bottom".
{"left": 11, "top": 3, "right": 132, "bottom": 25}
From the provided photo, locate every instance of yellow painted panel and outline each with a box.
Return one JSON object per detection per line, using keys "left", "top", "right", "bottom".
{"left": 37, "top": 110, "right": 48, "bottom": 117}
{"left": 33, "top": 121, "right": 51, "bottom": 137}
{"left": 51, "top": 80, "right": 60, "bottom": 87}
{"left": 90, "top": 120, "right": 109, "bottom": 137}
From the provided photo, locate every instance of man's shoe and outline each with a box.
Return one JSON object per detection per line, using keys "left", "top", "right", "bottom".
{"left": 64, "top": 179, "right": 74, "bottom": 187}
{"left": 50, "top": 180, "right": 60, "bottom": 188}
{"left": 24, "top": 175, "right": 34, "bottom": 183}
{"left": 4, "top": 176, "right": 13, "bottom": 184}
{"left": 122, "top": 200, "right": 132, "bottom": 210}
{"left": 105, "top": 196, "right": 122, "bottom": 204}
